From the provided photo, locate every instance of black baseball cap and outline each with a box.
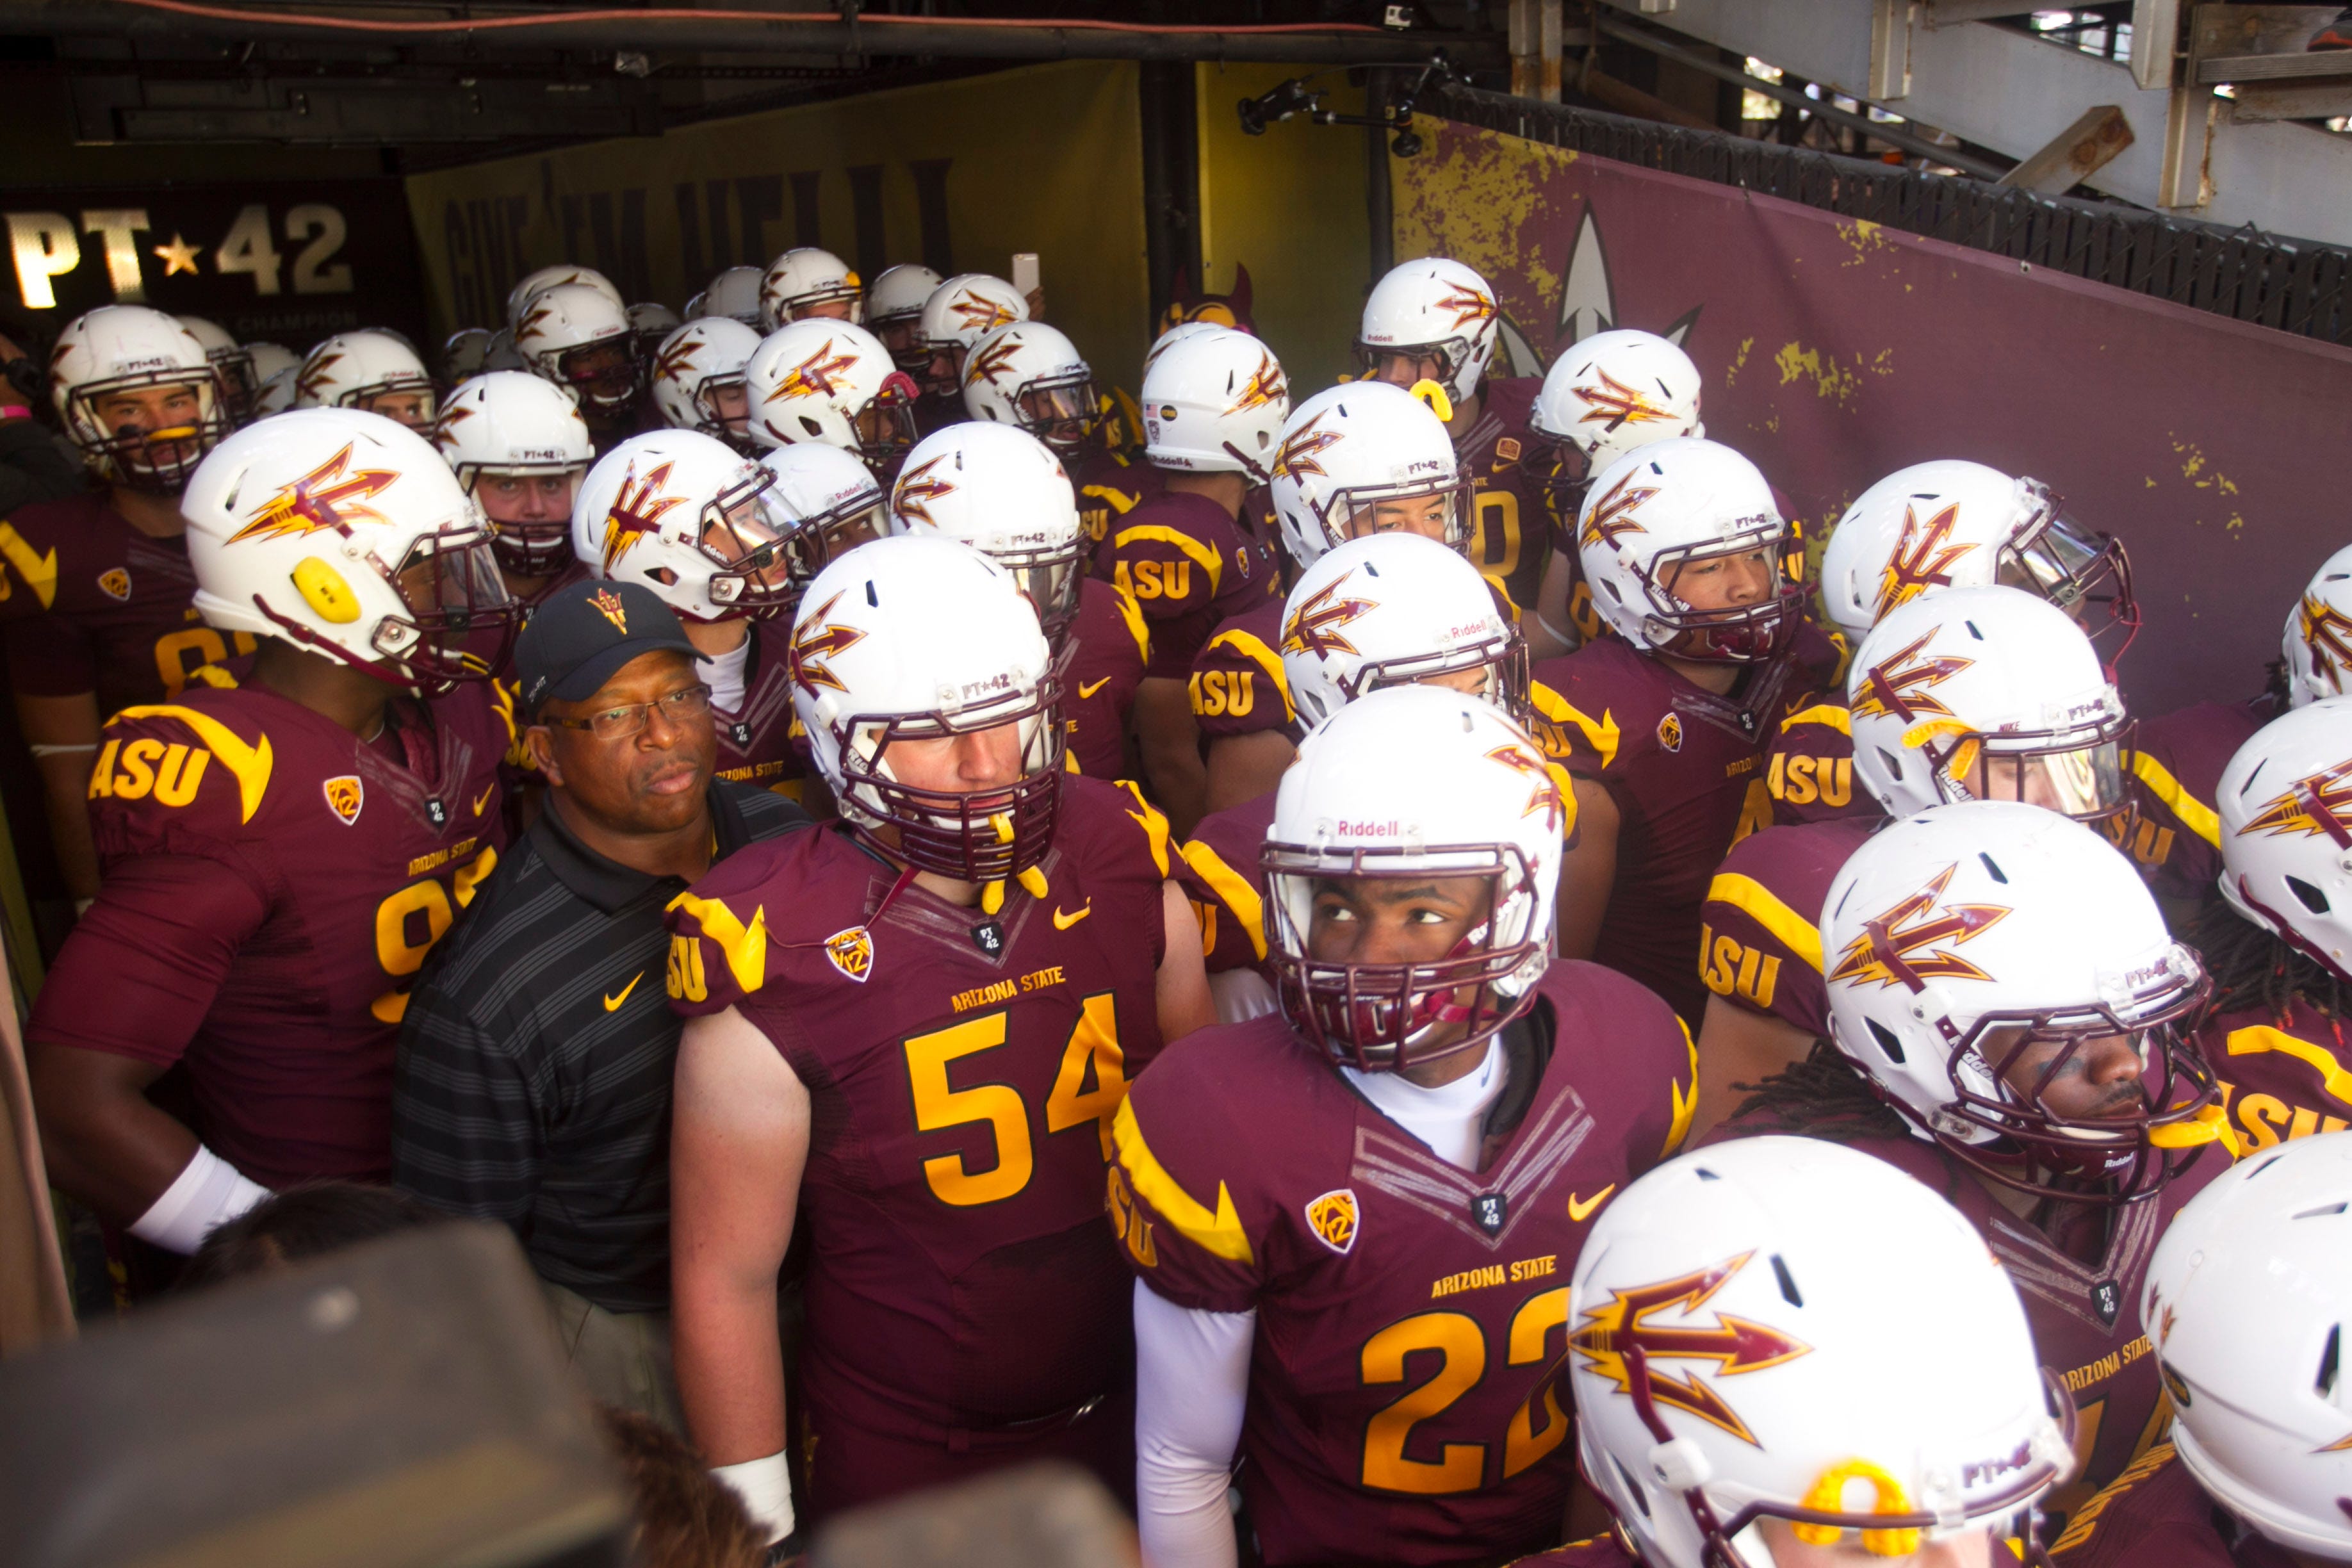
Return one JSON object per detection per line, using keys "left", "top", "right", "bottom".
{"left": 515, "top": 578, "right": 702, "bottom": 712}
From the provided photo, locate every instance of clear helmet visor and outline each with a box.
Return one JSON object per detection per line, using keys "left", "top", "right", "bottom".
{"left": 1332, "top": 473, "right": 1477, "bottom": 554}
{"left": 393, "top": 527, "right": 513, "bottom": 624}
{"left": 1965, "top": 738, "right": 2128, "bottom": 820}
{"left": 1012, "top": 372, "right": 1099, "bottom": 450}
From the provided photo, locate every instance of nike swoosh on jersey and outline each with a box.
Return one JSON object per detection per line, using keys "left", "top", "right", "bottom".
{"left": 1054, "top": 902, "right": 1092, "bottom": 929}
{"left": 472, "top": 783, "right": 496, "bottom": 815}
{"left": 1567, "top": 1185, "right": 1615, "bottom": 1222}
{"left": 1077, "top": 676, "right": 1112, "bottom": 699}
{"left": 604, "top": 972, "right": 643, "bottom": 1011}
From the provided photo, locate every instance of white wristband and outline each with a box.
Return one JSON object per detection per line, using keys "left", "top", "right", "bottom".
{"left": 129, "top": 1144, "right": 270, "bottom": 1254}
{"left": 710, "top": 1451, "right": 795, "bottom": 1545}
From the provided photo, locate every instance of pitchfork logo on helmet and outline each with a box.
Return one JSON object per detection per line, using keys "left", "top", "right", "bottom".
{"left": 1487, "top": 743, "right": 1567, "bottom": 832}
{"left": 963, "top": 335, "right": 1022, "bottom": 389}
{"left": 1575, "top": 370, "right": 1675, "bottom": 432}
{"left": 788, "top": 592, "right": 864, "bottom": 697}
{"left": 769, "top": 340, "right": 860, "bottom": 402}
{"left": 890, "top": 456, "right": 955, "bottom": 530}
{"left": 1567, "top": 1251, "right": 1812, "bottom": 1446}
{"left": 1270, "top": 413, "right": 1344, "bottom": 484}
{"left": 294, "top": 353, "right": 344, "bottom": 406}
{"left": 1436, "top": 282, "right": 1496, "bottom": 332}
{"left": 651, "top": 333, "right": 704, "bottom": 389}
{"left": 1227, "top": 351, "right": 1288, "bottom": 414}
{"left": 1826, "top": 864, "right": 2010, "bottom": 990}
{"left": 2297, "top": 596, "right": 2352, "bottom": 699}
{"left": 949, "top": 289, "right": 1018, "bottom": 334}
{"left": 1875, "top": 502, "right": 1973, "bottom": 621}
{"left": 598, "top": 460, "right": 687, "bottom": 573}
{"left": 1848, "top": 630, "right": 1974, "bottom": 723}
{"left": 2240, "top": 759, "right": 2352, "bottom": 844}
{"left": 1580, "top": 470, "right": 1655, "bottom": 553}
{"left": 1281, "top": 573, "right": 1376, "bottom": 660}
{"left": 227, "top": 443, "right": 398, "bottom": 543}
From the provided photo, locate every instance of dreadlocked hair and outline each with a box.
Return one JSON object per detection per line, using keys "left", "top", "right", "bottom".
{"left": 1724, "top": 1039, "right": 1911, "bottom": 1144}
{"left": 2189, "top": 898, "right": 2350, "bottom": 1037}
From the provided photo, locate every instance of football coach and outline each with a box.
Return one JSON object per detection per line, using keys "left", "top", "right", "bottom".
{"left": 392, "top": 578, "right": 808, "bottom": 1426}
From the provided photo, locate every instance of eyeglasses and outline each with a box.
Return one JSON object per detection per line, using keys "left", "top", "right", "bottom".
{"left": 543, "top": 683, "right": 713, "bottom": 740}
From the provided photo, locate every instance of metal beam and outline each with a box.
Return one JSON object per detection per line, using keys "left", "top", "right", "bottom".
{"left": 1991, "top": 102, "right": 2134, "bottom": 190}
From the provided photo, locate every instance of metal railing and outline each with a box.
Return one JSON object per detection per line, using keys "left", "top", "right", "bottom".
{"left": 1426, "top": 80, "right": 2352, "bottom": 346}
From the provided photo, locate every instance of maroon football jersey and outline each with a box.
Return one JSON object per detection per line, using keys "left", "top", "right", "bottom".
{"left": 1172, "top": 787, "right": 1277, "bottom": 977}
{"left": 707, "top": 617, "right": 808, "bottom": 801}
{"left": 2123, "top": 698, "right": 2271, "bottom": 906}
{"left": 1096, "top": 491, "right": 1282, "bottom": 679}
{"left": 1760, "top": 692, "right": 1872, "bottom": 826}
{"left": 489, "top": 557, "right": 592, "bottom": 683}
{"left": 1699, "top": 816, "right": 1879, "bottom": 1038}
{"left": 0, "top": 491, "right": 256, "bottom": 717}
{"left": 1066, "top": 443, "right": 1164, "bottom": 554}
{"left": 1065, "top": 576, "right": 1147, "bottom": 781}
{"left": 1455, "top": 377, "right": 1549, "bottom": 621}
{"left": 1111, "top": 960, "right": 1697, "bottom": 1567}
{"left": 29, "top": 680, "right": 512, "bottom": 1188}
{"left": 1188, "top": 596, "right": 1295, "bottom": 744}
{"left": 1530, "top": 637, "right": 1797, "bottom": 1024}
{"left": 2197, "top": 995, "right": 2352, "bottom": 1154}
{"left": 2047, "top": 1443, "right": 2287, "bottom": 1567}
{"left": 664, "top": 776, "right": 1176, "bottom": 1514}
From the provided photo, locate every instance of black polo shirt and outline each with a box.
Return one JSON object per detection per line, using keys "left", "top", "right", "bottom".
{"left": 391, "top": 780, "right": 808, "bottom": 1314}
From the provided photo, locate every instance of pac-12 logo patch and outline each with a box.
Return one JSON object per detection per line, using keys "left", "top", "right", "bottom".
{"left": 1305, "top": 1189, "right": 1359, "bottom": 1255}
{"left": 323, "top": 774, "right": 364, "bottom": 824}
{"left": 823, "top": 926, "right": 873, "bottom": 984}
{"left": 96, "top": 568, "right": 131, "bottom": 601}
{"left": 1657, "top": 712, "right": 1684, "bottom": 753}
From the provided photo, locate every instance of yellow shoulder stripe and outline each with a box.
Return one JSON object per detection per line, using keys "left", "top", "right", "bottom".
{"left": 1115, "top": 779, "right": 1173, "bottom": 878}
{"left": 1705, "top": 871, "right": 1824, "bottom": 973}
{"left": 1207, "top": 628, "right": 1294, "bottom": 724}
{"left": 1665, "top": 1016, "right": 1698, "bottom": 1158}
{"left": 1113, "top": 582, "right": 1151, "bottom": 665}
{"left": 0, "top": 521, "right": 58, "bottom": 608}
{"left": 1113, "top": 1098, "right": 1254, "bottom": 1265}
{"left": 1528, "top": 680, "right": 1619, "bottom": 771}
{"left": 110, "top": 705, "right": 274, "bottom": 823}
{"left": 1114, "top": 522, "right": 1223, "bottom": 594}
{"left": 665, "top": 890, "right": 768, "bottom": 995}
{"left": 2130, "top": 751, "right": 2222, "bottom": 849}
{"left": 1081, "top": 482, "right": 1145, "bottom": 519}
{"left": 1778, "top": 702, "right": 1851, "bottom": 737}
{"left": 1179, "top": 837, "right": 1267, "bottom": 962}
{"left": 2226, "top": 1024, "right": 2352, "bottom": 1111}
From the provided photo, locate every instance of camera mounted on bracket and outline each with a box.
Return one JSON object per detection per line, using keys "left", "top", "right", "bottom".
{"left": 1236, "top": 52, "right": 1453, "bottom": 157}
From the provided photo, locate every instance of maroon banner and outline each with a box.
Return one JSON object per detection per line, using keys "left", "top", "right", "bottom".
{"left": 1394, "top": 118, "right": 2352, "bottom": 712}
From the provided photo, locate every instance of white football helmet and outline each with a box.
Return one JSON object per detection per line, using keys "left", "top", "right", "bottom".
{"left": 1143, "top": 319, "right": 1227, "bottom": 380}
{"left": 505, "top": 264, "right": 623, "bottom": 329}
{"left": 1847, "top": 585, "right": 2130, "bottom": 822}
{"left": 433, "top": 372, "right": 594, "bottom": 576}
{"left": 648, "top": 317, "right": 762, "bottom": 449}
{"left": 252, "top": 364, "right": 299, "bottom": 418}
{"left": 960, "top": 321, "right": 1098, "bottom": 459}
{"left": 2216, "top": 698, "right": 2352, "bottom": 983}
{"left": 1577, "top": 437, "right": 1800, "bottom": 662}
{"left": 245, "top": 341, "right": 298, "bottom": 386}
{"left": 757, "top": 440, "right": 886, "bottom": 594}
{"left": 918, "top": 273, "right": 1030, "bottom": 359}
{"left": 791, "top": 535, "right": 1063, "bottom": 898}
{"left": 1280, "top": 533, "right": 1524, "bottom": 728}
{"left": 1269, "top": 380, "right": 1470, "bottom": 568}
{"left": 1822, "top": 801, "right": 2217, "bottom": 1202}
{"left": 1354, "top": 256, "right": 1501, "bottom": 405}
{"left": 759, "top": 247, "right": 863, "bottom": 329}
{"left": 1264, "top": 683, "right": 1566, "bottom": 1072}
{"left": 1573, "top": 1136, "right": 2073, "bottom": 1568}
{"left": 443, "top": 328, "right": 494, "bottom": 383}
{"left": 514, "top": 282, "right": 640, "bottom": 418}
{"left": 1819, "top": 459, "right": 2138, "bottom": 656}
{"left": 574, "top": 430, "right": 796, "bottom": 623}
{"left": 867, "top": 263, "right": 945, "bottom": 329}
{"left": 1527, "top": 329, "right": 1704, "bottom": 516}
{"left": 890, "top": 423, "right": 1085, "bottom": 642}
{"left": 183, "top": 407, "right": 517, "bottom": 691}
{"left": 2145, "top": 1132, "right": 2352, "bottom": 1562}
{"left": 1141, "top": 325, "right": 1289, "bottom": 480}
{"left": 2283, "top": 544, "right": 2352, "bottom": 708}
{"left": 175, "top": 315, "right": 259, "bottom": 421}
{"left": 49, "top": 305, "right": 229, "bottom": 490}
{"left": 483, "top": 328, "right": 527, "bottom": 372}
{"left": 699, "top": 266, "right": 763, "bottom": 327}
{"left": 742, "top": 319, "right": 919, "bottom": 473}
{"left": 294, "top": 330, "right": 437, "bottom": 427}
{"left": 626, "top": 301, "right": 682, "bottom": 357}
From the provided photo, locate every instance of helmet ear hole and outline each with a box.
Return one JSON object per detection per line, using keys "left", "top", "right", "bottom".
{"left": 799, "top": 416, "right": 824, "bottom": 438}
{"left": 2289, "top": 875, "right": 2332, "bottom": 915}
{"left": 1866, "top": 1017, "right": 1907, "bottom": 1065}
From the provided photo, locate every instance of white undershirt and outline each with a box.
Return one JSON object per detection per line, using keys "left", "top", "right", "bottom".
{"left": 1133, "top": 1041, "right": 1510, "bottom": 1568}
{"left": 704, "top": 634, "right": 750, "bottom": 715}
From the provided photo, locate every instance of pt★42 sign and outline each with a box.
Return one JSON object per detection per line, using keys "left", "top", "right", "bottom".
{"left": 3, "top": 180, "right": 428, "bottom": 352}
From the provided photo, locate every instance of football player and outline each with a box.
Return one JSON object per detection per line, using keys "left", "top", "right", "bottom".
{"left": 626, "top": 300, "right": 682, "bottom": 361}
{"left": 1115, "top": 684, "right": 1695, "bottom": 1568}
{"left": 1180, "top": 530, "right": 1529, "bottom": 1024}
{"left": 741, "top": 318, "right": 920, "bottom": 483}
{"left": 1354, "top": 257, "right": 1548, "bottom": 619}
{"left": 890, "top": 422, "right": 1145, "bottom": 782}
{"left": 648, "top": 316, "right": 763, "bottom": 453}
{"left": 434, "top": 371, "right": 596, "bottom": 623}
{"left": 866, "top": 262, "right": 945, "bottom": 372}
{"left": 2051, "top": 1131, "right": 2352, "bottom": 1566}
{"left": 911, "top": 272, "right": 1028, "bottom": 432}
{"left": 175, "top": 315, "right": 261, "bottom": 426}
{"left": 1552, "top": 1135, "right": 2075, "bottom": 1568}
{"left": 1785, "top": 460, "right": 2138, "bottom": 831}
{"left": 665, "top": 534, "right": 1211, "bottom": 1539}
{"left": 1538, "top": 437, "right": 1808, "bottom": 1027}
{"left": 507, "top": 263, "right": 626, "bottom": 330}
{"left": 4, "top": 306, "right": 249, "bottom": 904}
{"left": 1098, "top": 324, "right": 1287, "bottom": 835}
{"left": 25, "top": 408, "right": 518, "bottom": 1257}
{"left": 1710, "top": 800, "right": 2233, "bottom": 1510}
{"left": 1520, "top": 329, "right": 1704, "bottom": 661}
{"left": 575, "top": 430, "right": 815, "bottom": 802}
{"left": 293, "top": 329, "right": 438, "bottom": 431}
{"left": 961, "top": 319, "right": 1161, "bottom": 550}
{"left": 1692, "top": 587, "right": 2133, "bottom": 1136}
{"left": 516, "top": 282, "right": 647, "bottom": 453}
{"left": 1192, "top": 379, "right": 1476, "bottom": 813}
{"left": 2175, "top": 697, "right": 2352, "bottom": 1155}
{"left": 694, "top": 265, "right": 765, "bottom": 329}
{"left": 758, "top": 247, "right": 863, "bottom": 329}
